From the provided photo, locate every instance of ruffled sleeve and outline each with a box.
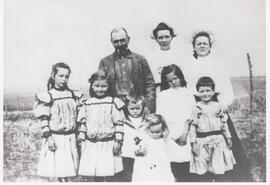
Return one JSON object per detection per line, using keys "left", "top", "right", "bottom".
{"left": 221, "top": 112, "right": 232, "bottom": 139}
{"left": 33, "top": 92, "right": 52, "bottom": 137}
{"left": 77, "top": 100, "right": 87, "bottom": 133}
{"left": 215, "top": 103, "right": 232, "bottom": 139}
{"left": 33, "top": 92, "right": 52, "bottom": 119}
{"left": 73, "top": 90, "right": 83, "bottom": 100}
{"left": 112, "top": 98, "right": 125, "bottom": 142}
{"left": 189, "top": 105, "right": 202, "bottom": 143}
{"left": 72, "top": 90, "right": 87, "bottom": 133}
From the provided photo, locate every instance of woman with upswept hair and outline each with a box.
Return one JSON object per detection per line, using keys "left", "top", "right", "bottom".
{"left": 184, "top": 31, "right": 252, "bottom": 182}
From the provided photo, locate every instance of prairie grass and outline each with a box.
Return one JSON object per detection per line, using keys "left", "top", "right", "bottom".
{"left": 3, "top": 77, "right": 266, "bottom": 182}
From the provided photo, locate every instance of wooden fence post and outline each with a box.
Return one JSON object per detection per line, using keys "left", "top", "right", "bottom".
{"left": 247, "top": 53, "right": 254, "bottom": 139}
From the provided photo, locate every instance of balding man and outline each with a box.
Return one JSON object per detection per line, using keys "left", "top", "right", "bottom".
{"left": 99, "top": 27, "right": 156, "bottom": 114}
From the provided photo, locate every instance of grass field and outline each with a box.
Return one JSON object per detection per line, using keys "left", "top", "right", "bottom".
{"left": 3, "top": 76, "right": 266, "bottom": 182}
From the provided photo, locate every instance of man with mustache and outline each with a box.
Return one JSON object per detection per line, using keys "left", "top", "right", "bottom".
{"left": 99, "top": 27, "right": 156, "bottom": 115}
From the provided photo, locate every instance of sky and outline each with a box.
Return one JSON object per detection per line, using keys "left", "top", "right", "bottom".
{"left": 3, "top": 0, "right": 266, "bottom": 94}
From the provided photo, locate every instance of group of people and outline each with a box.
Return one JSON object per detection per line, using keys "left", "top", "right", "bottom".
{"left": 33, "top": 22, "right": 252, "bottom": 182}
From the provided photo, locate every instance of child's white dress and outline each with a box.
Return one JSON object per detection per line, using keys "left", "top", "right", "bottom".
{"left": 34, "top": 88, "right": 82, "bottom": 177}
{"left": 77, "top": 97, "right": 124, "bottom": 177}
{"left": 132, "top": 131, "right": 174, "bottom": 182}
{"left": 121, "top": 116, "right": 144, "bottom": 159}
{"left": 189, "top": 102, "right": 236, "bottom": 175}
{"left": 157, "top": 87, "right": 195, "bottom": 163}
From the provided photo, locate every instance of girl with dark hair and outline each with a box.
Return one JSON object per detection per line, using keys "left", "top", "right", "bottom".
{"left": 157, "top": 64, "right": 195, "bottom": 182}
{"left": 33, "top": 62, "right": 82, "bottom": 182}
{"left": 47, "top": 62, "right": 71, "bottom": 90}
{"left": 76, "top": 70, "right": 125, "bottom": 182}
{"left": 160, "top": 64, "right": 187, "bottom": 91}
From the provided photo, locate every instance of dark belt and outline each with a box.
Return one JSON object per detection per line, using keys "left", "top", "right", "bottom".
{"left": 155, "top": 83, "right": 161, "bottom": 88}
{"left": 197, "top": 130, "right": 223, "bottom": 138}
{"left": 51, "top": 130, "right": 75, "bottom": 135}
{"left": 86, "top": 135, "right": 114, "bottom": 142}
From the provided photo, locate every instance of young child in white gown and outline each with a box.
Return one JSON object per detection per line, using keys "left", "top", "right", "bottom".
{"left": 117, "top": 93, "right": 145, "bottom": 182}
{"left": 132, "top": 113, "right": 174, "bottom": 182}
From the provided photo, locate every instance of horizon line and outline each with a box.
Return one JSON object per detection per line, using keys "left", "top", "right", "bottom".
{"left": 3, "top": 75, "right": 266, "bottom": 96}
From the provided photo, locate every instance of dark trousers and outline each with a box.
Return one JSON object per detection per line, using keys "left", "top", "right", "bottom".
{"left": 114, "top": 157, "right": 135, "bottom": 182}
{"left": 170, "top": 162, "right": 195, "bottom": 182}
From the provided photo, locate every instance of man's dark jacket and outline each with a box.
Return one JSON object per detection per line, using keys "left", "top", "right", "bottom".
{"left": 98, "top": 51, "right": 156, "bottom": 112}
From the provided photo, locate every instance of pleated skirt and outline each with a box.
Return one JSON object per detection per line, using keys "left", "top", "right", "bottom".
{"left": 190, "top": 134, "right": 236, "bottom": 175}
{"left": 78, "top": 140, "right": 123, "bottom": 177}
{"left": 37, "top": 133, "right": 79, "bottom": 177}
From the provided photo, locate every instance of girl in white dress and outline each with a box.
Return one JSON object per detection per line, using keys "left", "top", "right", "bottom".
{"left": 33, "top": 63, "right": 82, "bottom": 182}
{"left": 189, "top": 76, "right": 236, "bottom": 181}
{"left": 132, "top": 113, "right": 174, "bottom": 182}
{"left": 76, "top": 70, "right": 125, "bottom": 182}
{"left": 157, "top": 64, "right": 195, "bottom": 182}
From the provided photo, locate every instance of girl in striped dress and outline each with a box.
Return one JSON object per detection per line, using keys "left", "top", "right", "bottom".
{"left": 76, "top": 70, "right": 125, "bottom": 182}
{"left": 33, "top": 62, "right": 82, "bottom": 182}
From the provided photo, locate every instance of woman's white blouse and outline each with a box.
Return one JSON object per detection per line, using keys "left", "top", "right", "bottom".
{"left": 148, "top": 43, "right": 187, "bottom": 84}
{"left": 183, "top": 55, "right": 234, "bottom": 107}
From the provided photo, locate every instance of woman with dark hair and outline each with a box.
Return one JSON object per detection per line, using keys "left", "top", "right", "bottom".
{"left": 157, "top": 64, "right": 195, "bottom": 182}
{"left": 184, "top": 31, "right": 252, "bottom": 182}
{"left": 152, "top": 22, "right": 177, "bottom": 51}
{"left": 148, "top": 22, "right": 185, "bottom": 90}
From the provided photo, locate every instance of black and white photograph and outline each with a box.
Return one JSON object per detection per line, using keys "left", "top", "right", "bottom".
{"left": 2, "top": 0, "right": 268, "bottom": 182}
